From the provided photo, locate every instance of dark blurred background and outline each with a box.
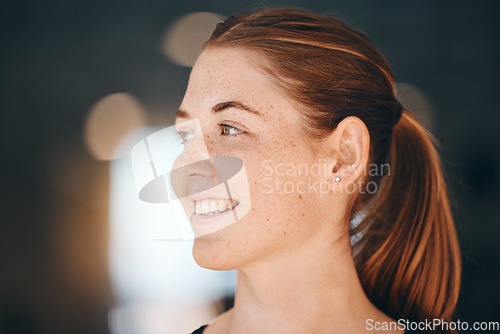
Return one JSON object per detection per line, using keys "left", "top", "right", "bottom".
{"left": 1, "top": 0, "right": 499, "bottom": 333}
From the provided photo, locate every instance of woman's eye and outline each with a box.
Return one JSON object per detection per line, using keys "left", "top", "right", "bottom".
{"left": 177, "top": 131, "right": 194, "bottom": 143}
{"left": 219, "top": 123, "right": 245, "bottom": 136}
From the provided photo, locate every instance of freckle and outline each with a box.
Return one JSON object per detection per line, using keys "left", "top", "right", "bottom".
{"left": 266, "top": 218, "right": 269, "bottom": 221}
{"left": 298, "top": 194, "right": 302, "bottom": 199}
{"left": 283, "top": 232, "right": 287, "bottom": 236}
{"left": 268, "top": 227, "right": 271, "bottom": 231}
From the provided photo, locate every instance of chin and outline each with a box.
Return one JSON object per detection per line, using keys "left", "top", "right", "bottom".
{"left": 192, "top": 234, "right": 240, "bottom": 271}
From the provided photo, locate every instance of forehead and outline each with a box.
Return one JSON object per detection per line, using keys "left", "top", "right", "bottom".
{"left": 181, "top": 47, "right": 289, "bottom": 115}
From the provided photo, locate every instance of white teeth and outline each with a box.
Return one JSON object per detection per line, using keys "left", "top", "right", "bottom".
{"left": 218, "top": 200, "right": 226, "bottom": 212}
{"left": 201, "top": 201, "right": 209, "bottom": 214}
{"left": 194, "top": 199, "right": 237, "bottom": 215}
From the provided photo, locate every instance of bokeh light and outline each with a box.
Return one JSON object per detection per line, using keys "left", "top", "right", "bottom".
{"left": 84, "top": 93, "right": 146, "bottom": 161}
{"left": 161, "top": 12, "right": 226, "bottom": 67}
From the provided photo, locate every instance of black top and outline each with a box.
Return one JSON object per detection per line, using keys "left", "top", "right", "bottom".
{"left": 191, "top": 325, "right": 420, "bottom": 333}
{"left": 191, "top": 325, "right": 207, "bottom": 334}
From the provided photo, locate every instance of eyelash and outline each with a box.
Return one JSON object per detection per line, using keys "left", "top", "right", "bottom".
{"left": 177, "top": 131, "right": 192, "bottom": 144}
{"left": 218, "top": 122, "right": 246, "bottom": 136}
{"left": 176, "top": 123, "right": 245, "bottom": 144}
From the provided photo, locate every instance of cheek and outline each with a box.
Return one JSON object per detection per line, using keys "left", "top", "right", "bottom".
{"left": 239, "top": 142, "right": 325, "bottom": 236}
{"left": 250, "top": 173, "right": 322, "bottom": 234}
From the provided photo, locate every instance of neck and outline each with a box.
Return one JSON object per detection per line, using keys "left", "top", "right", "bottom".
{"left": 226, "top": 234, "right": 390, "bottom": 334}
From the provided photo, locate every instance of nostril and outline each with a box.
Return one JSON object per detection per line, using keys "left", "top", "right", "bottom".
{"left": 174, "top": 158, "right": 217, "bottom": 180}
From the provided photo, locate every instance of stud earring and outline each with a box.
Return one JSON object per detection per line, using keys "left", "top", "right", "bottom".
{"left": 334, "top": 176, "right": 341, "bottom": 182}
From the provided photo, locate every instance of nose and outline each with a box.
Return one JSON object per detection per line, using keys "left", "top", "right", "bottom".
{"left": 171, "top": 128, "right": 220, "bottom": 201}
{"left": 172, "top": 125, "right": 215, "bottom": 179}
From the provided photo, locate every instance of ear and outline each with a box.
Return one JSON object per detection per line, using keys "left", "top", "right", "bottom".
{"left": 321, "top": 116, "right": 370, "bottom": 187}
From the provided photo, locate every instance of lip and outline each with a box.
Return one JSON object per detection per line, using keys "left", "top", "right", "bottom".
{"left": 188, "top": 190, "right": 240, "bottom": 211}
{"left": 185, "top": 190, "right": 242, "bottom": 236}
{"left": 189, "top": 192, "right": 238, "bottom": 203}
{"left": 189, "top": 194, "right": 239, "bottom": 226}
{"left": 189, "top": 199, "right": 241, "bottom": 238}
{"left": 190, "top": 204, "right": 238, "bottom": 224}
{"left": 191, "top": 198, "right": 240, "bottom": 217}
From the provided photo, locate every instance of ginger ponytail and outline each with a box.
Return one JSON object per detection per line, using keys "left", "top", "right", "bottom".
{"left": 204, "top": 7, "right": 461, "bottom": 330}
{"left": 353, "top": 109, "right": 461, "bottom": 330}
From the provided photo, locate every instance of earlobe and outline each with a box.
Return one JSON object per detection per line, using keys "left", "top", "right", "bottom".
{"left": 323, "top": 116, "right": 370, "bottom": 187}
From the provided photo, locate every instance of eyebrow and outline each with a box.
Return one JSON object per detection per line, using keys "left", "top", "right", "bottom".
{"left": 175, "top": 101, "right": 262, "bottom": 119}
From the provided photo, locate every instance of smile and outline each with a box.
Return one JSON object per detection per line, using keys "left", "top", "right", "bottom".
{"left": 194, "top": 199, "right": 239, "bottom": 216}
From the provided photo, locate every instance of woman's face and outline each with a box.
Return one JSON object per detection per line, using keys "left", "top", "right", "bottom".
{"left": 175, "top": 47, "right": 341, "bottom": 270}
